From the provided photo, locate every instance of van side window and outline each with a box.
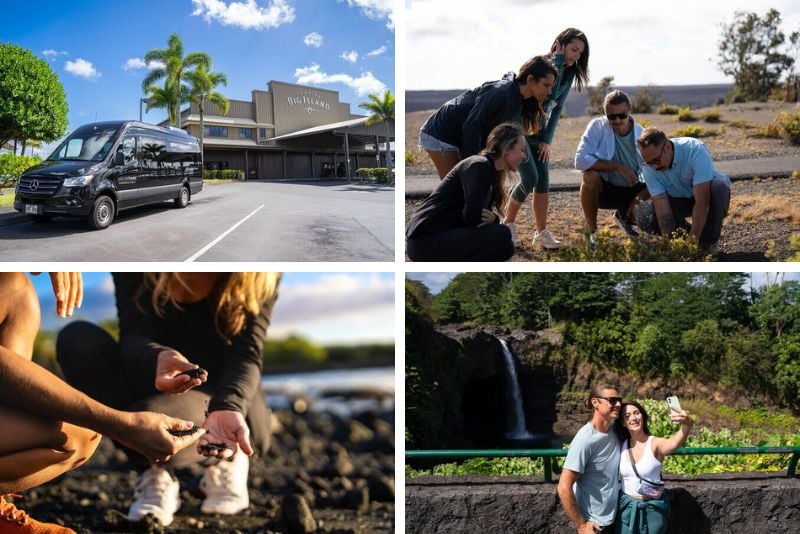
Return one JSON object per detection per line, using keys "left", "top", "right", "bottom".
{"left": 139, "top": 137, "right": 166, "bottom": 170}
{"left": 118, "top": 136, "right": 137, "bottom": 163}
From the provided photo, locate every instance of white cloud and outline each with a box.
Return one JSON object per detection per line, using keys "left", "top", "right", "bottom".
{"left": 366, "top": 45, "right": 387, "bottom": 57}
{"left": 42, "top": 49, "right": 68, "bottom": 61}
{"left": 340, "top": 50, "right": 359, "bottom": 63}
{"left": 294, "top": 63, "right": 386, "bottom": 96}
{"left": 341, "top": 0, "right": 394, "bottom": 30}
{"left": 122, "top": 58, "right": 146, "bottom": 70}
{"left": 191, "top": 0, "right": 295, "bottom": 30}
{"left": 406, "top": 0, "right": 800, "bottom": 88}
{"left": 304, "top": 32, "right": 324, "bottom": 47}
{"left": 122, "top": 58, "right": 166, "bottom": 71}
{"left": 65, "top": 58, "right": 100, "bottom": 80}
{"left": 270, "top": 274, "right": 394, "bottom": 341}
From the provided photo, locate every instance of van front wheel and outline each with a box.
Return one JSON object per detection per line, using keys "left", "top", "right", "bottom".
{"left": 88, "top": 195, "right": 114, "bottom": 230}
{"left": 174, "top": 185, "right": 189, "bottom": 208}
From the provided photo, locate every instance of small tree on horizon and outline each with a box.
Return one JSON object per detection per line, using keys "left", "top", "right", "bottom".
{"left": 359, "top": 90, "right": 394, "bottom": 185}
{"left": 717, "top": 8, "right": 796, "bottom": 102}
{"left": 585, "top": 76, "right": 614, "bottom": 115}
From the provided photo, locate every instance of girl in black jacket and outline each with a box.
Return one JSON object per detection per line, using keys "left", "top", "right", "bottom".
{"left": 407, "top": 123, "right": 528, "bottom": 261}
{"left": 419, "top": 56, "right": 556, "bottom": 179}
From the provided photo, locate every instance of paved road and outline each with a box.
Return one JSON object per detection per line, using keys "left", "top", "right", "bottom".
{"left": 0, "top": 180, "right": 394, "bottom": 262}
{"left": 406, "top": 155, "right": 800, "bottom": 198}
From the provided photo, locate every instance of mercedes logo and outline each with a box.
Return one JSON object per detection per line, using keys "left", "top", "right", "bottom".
{"left": 30, "top": 180, "right": 39, "bottom": 191}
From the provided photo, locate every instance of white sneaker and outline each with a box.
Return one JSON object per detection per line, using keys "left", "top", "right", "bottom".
{"left": 532, "top": 229, "right": 562, "bottom": 250}
{"left": 200, "top": 452, "right": 250, "bottom": 514}
{"left": 506, "top": 223, "right": 522, "bottom": 246}
{"left": 128, "top": 466, "right": 181, "bottom": 526}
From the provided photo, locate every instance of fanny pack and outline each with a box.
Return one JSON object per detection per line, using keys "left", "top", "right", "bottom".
{"left": 627, "top": 446, "right": 664, "bottom": 499}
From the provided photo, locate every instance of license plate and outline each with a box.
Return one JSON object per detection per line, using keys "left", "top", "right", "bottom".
{"left": 25, "top": 204, "right": 43, "bottom": 215}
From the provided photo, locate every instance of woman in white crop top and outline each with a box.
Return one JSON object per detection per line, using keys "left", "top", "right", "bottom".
{"left": 613, "top": 400, "right": 693, "bottom": 534}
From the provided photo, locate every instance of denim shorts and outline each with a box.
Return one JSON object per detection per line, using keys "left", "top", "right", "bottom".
{"left": 419, "top": 130, "right": 460, "bottom": 152}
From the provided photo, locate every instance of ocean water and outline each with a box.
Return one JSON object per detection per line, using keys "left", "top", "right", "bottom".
{"left": 261, "top": 366, "right": 394, "bottom": 418}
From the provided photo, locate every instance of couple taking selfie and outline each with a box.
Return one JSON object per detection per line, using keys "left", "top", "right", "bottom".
{"left": 558, "top": 384, "right": 694, "bottom": 533}
{"left": 0, "top": 272, "right": 279, "bottom": 532}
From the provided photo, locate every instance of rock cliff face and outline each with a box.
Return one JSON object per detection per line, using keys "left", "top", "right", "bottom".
{"left": 406, "top": 473, "right": 800, "bottom": 533}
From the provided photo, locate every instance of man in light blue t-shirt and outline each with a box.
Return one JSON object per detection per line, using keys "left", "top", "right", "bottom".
{"left": 558, "top": 384, "right": 622, "bottom": 533}
{"left": 635, "top": 127, "right": 731, "bottom": 250}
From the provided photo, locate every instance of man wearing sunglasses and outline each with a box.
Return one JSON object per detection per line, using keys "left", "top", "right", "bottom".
{"left": 575, "top": 90, "right": 650, "bottom": 246}
{"left": 558, "top": 384, "right": 622, "bottom": 533}
{"left": 635, "top": 127, "right": 731, "bottom": 251}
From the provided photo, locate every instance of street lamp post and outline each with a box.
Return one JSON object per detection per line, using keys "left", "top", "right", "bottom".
{"left": 139, "top": 98, "right": 153, "bottom": 122}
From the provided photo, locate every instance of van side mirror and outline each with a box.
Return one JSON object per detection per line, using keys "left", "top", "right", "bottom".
{"left": 113, "top": 151, "right": 125, "bottom": 166}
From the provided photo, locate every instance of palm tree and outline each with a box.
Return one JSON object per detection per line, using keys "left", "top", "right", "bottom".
{"left": 142, "top": 34, "right": 211, "bottom": 127}
{"left": 186, "top": 64, "right": 230, "bottom": 160}
{"left": 142, "top": 82, "right": 183, "bottom": 126}
{"left": 359, "top": 90, "right": 395, "bottom": 185}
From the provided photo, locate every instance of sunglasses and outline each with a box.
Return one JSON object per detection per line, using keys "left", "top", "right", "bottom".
{"left": 595, "top": 396, "right": 623, "bottom": 405}
{"left": 606, "top": 112, "right": 629, "bottom": 121}
{"left": 644, "top": 143, "right": 668, "bottom": 166}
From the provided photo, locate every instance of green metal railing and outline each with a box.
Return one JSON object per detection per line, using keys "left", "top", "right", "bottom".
{"left": 406, "top": 447, "right": 800, "bottom": 483}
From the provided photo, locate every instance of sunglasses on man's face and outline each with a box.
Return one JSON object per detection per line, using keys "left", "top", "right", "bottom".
{"left": 606, "top": 112, "right": 629, "bottom": 121}
{"left": 644, "top": 142, "right": 668, "bottom": 167}
{"left": 595, "top": 396, "right": 623, "bottom": 405}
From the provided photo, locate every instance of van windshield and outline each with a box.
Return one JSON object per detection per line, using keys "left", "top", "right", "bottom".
{"left": 49, "top": 126, "right": 120, "bottom": 162}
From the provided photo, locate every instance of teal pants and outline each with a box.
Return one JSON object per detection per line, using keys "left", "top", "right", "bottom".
{"left": 509, "top": 136, "right": 549, "bottom": 201}
{"left": 614, "top": 491, "right": 670, "bottom": 534}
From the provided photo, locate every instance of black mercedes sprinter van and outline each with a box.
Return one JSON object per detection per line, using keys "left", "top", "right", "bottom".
{"left": 14, "top": 121, "right": 202, "bottom": 229}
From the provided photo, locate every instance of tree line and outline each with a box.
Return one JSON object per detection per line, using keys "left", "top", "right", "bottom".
{"left": 406, "top": 273, "right": 800, "bottom": 411}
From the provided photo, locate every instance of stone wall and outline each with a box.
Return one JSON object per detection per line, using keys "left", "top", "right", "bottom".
{"left": 406, "top": 473, "right": 800, "bottom": 533}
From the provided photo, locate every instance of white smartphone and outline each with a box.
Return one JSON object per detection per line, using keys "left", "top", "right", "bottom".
{"left": 666, "top": 396, "right": 682, "bottom": 413}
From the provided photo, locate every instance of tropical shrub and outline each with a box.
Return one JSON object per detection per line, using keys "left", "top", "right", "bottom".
{"left": 356, "top": 167, "right": 389, "bottom": 183}
{"left": 702, "top": 109, "right": 722, "bottom": 122}
{"left": 0, "top": 153, "right": 41, "bottom": 187}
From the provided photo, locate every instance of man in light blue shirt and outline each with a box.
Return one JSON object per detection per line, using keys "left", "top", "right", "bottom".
{"left": 558, "top": 384, "right": 622, "bottom": 532}
{"left": 635, "top": 127, "right": 731, "bottom": 249}
{"left": 575, "top": 90, "right": 649, "bottom": 243}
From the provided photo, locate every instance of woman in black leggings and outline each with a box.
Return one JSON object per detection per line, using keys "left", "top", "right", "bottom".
{"left": 406, "top": 122, "right": 528, "bottom": 261}
{"left": 56, "top": 272, "right": 280, "bottom": 526}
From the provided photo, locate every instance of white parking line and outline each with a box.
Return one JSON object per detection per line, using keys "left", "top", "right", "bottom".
{"left": 184, "top": 204, "right": 265, "bottom": 262}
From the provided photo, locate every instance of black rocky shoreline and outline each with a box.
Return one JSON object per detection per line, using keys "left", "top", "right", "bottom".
{"left": 11, "top": 408, "right": 394, "bottom": 533}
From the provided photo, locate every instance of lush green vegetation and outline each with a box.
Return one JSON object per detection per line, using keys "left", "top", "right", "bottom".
{"left": 406, "top": 398, "right": 800, "bottom": 477}
{"left": 0, "top": 153, "right": 41, "bottom": 186}
{"left": 409, "top": 273, "right": 800, "bottom": 411}
{"left": 204, "top": 169, "right": 243, "bottom": 180}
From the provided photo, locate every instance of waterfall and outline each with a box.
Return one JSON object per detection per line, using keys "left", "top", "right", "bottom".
{"left": 500, "top": 339, "right": 534, "bottom": 440}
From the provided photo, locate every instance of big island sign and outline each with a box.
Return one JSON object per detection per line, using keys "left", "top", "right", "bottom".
{"left": 287, "top": 90, "right": 331, "bottom": 114}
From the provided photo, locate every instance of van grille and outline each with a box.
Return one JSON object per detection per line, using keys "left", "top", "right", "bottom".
{"left": 18, "top": 175, "right": 61, "bottom": 197}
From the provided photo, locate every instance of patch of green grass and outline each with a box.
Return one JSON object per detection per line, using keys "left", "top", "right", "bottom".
{"left": 702, "top": 109, "right": 722, "bottom": 123}
{"left": 672, "top": 125, "right": 719, "bottom": 138}
{"left": 676, "top": 107, "right": 696, "bottom": 122}
{"left": 728, "top": 119, "right": 752, "bottom": 129}
{"left": 657, "top": 104, "right": 681, "bottom": 115}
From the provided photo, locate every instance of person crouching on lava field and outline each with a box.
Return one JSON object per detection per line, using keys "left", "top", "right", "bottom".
{"left": 0, "top": 273, "right": 203, "bottom": 534}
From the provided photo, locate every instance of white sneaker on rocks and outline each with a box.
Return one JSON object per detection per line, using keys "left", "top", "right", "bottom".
{"left": 506, "top": 223, "right": 522, "bottom": 246}
{"left": 128, "top": 465, "right": 181, "bottom": 526}
{"left": 200, "top": 452, "right": 250, "bottom": 514}
{"left": 532, "top": 229, "right": 562, "bottom": 250}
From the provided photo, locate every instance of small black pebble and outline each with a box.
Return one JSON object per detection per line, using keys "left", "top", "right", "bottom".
{"left": 178, "top": 368, "right": 207, "bottom": 380}
{"left": 168, "top": 426, "right": 200, "bottom": 437}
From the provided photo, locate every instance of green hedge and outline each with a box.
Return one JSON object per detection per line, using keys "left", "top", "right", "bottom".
{"left": 0, "top": 153, "right": 41, "bottom": 187}
{"left": 204, "top": 169, "right": 244, "bottom": 180}
{"left": 356, "top": 167, "right": 390, "bottom": 183}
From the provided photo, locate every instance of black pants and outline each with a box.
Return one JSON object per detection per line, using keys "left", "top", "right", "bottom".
{"left": 56, "top": 321, "right": 271, "bottom": 468}
{"left": 599, "top": 181, "right": 647, "bottom": 214}
{"left": 407, "top": 223, "right": 514, "bottom": 261}
{"left": 634, "top": 179, "right": 730, "bottom": 246}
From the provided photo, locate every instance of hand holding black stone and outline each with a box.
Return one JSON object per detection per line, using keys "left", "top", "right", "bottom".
{"left": 178, "top": 367, "right": 207, "bottom": 380}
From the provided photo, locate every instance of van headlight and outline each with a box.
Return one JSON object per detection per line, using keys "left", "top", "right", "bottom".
{"left": 63, "top": 175, "right": 94, "bottom": 187}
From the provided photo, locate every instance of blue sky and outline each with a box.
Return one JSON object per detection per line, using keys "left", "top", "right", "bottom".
{"left": 2, "top": 0, "right": 394, "bottom": 154}
{"left": 31, "top": 272, "right": 395, "bottom": 345}
{"left": 407, "top": 272, "right": 800, "bottom": 295}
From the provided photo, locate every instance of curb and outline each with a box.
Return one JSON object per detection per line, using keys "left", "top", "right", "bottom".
{"left": 404, "top": 171, "right": 795, "bottom": 200}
